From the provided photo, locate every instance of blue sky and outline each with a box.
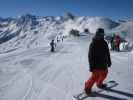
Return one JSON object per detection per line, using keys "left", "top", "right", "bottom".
{"left": 0, "top": 0, "right": 132, "bottom": 19}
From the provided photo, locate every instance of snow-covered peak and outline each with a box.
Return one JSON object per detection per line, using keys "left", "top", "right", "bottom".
{"left": 1, "top": 14, "right": 132, "bottom": 53}
{"left": 63, "top": 12, "right": 75, "bottom": 20}
{"left": 17, "top": 14, "right": 38, "bottom": 19}
{"left": 63, "top": 16, "right": 119, "bottom": 34}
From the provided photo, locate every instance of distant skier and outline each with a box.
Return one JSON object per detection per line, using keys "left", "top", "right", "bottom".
{"left": 84, "top": 28, "right": 90, "bottom": 34}
{"left": 61, "top": 36, "right": 63, "bottom": 42}
{"left": 110, "top": 34, "right": 115, "bottom": 51}
{"left": 57, "top": 36, "right": 60, "bottom": 43}
{"left": 114, "top": 34, "right": 121, "bottom": 52}
{"left": 84, "top": 28, "right": 112, "bottom": 94}
{"left": 50, "top": 39, "right": 56, "bottom": 52}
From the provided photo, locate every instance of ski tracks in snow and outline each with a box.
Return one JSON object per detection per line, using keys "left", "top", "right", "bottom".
{"left": 1, "top": 36, "right": 133, "bottom": 100}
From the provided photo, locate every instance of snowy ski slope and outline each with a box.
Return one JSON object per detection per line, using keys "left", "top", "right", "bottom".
{"left": 0, "top": 35, "right": 133, "bottom": 100}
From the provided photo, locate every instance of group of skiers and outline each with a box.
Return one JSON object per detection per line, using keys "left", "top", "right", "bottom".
{"left": 110, "top": 34, "right": 121, "bottom": 52}
{"left": 50, "top": 35, "right": 65, "bottom": 52}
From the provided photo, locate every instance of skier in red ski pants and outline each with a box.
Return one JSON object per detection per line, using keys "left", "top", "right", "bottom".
{"left": 84, "top": 28, "right": 111, "bottom": 94}
{"left": 85, "top": 69, "right": 108, "bottom": 92}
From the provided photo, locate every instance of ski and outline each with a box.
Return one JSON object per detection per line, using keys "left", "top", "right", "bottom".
{"left": 73, "top": 81, "right": 118, "bottom": 100}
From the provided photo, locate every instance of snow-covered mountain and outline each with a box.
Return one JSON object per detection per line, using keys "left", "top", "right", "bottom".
{"left": 0, "top": 14, "right": 120, "bottom": 53}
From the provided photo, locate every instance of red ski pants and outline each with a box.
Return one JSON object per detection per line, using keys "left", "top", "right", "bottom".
{"left": 85, "top": 69, "right": 108, "bottom": 90}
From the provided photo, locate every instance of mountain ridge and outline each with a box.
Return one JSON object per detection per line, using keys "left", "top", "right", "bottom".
{"left": 0, "top": 13, "right": 133, "bottom": 53}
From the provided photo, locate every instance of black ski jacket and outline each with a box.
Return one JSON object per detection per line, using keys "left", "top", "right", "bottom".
{"left": 88, "top": 37, "right": 111, "bottom": 71}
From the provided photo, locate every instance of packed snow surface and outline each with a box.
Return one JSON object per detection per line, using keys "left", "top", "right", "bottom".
{"left": 0, "top": 35, "right": 133, "bottom": 100}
